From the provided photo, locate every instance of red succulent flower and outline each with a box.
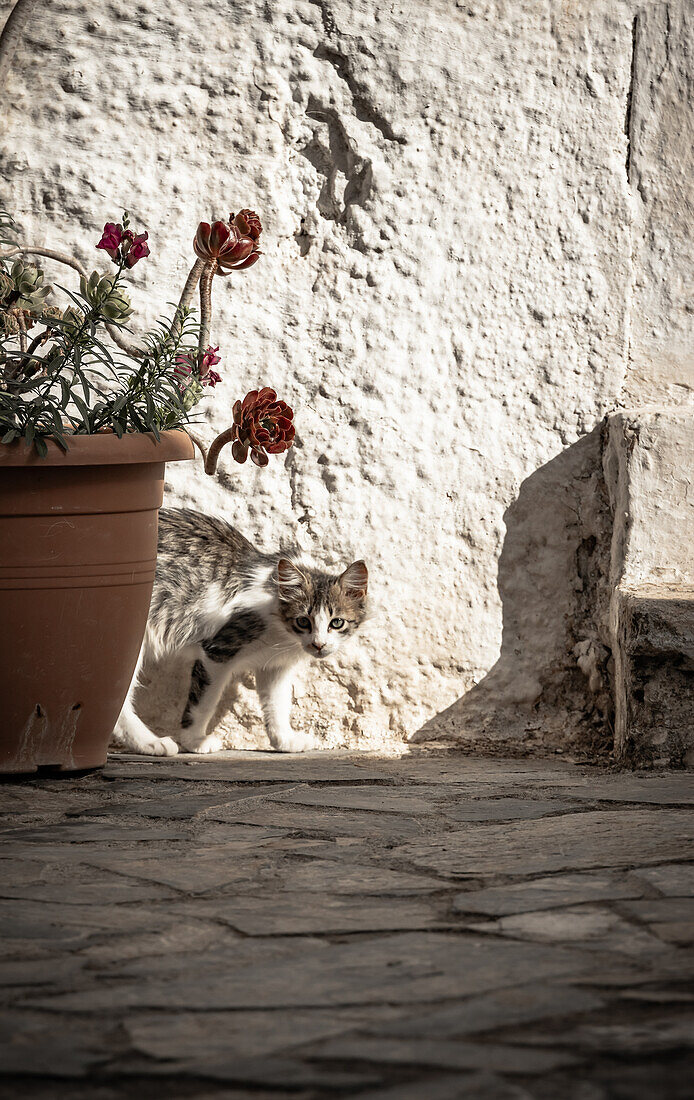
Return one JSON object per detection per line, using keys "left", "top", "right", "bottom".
{"left": 193, "top": 215, "right": 262, "bottom": 274}
{"left": 231, "top": 209, "right": 262, "bottom": 241}
{"left": 231, "top": 388, "right": 295, "bottom": 467}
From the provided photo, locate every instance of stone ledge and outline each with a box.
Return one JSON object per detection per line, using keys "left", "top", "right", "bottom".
{"left": 613, "top": 585, "right": 694, "bottom": 766}
{"left": 604, "top": 407, "right": 694, "bottom": 766}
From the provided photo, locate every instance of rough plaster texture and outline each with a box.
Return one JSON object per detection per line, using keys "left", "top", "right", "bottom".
{"left": 623, "top": 2, "right": 694, "bottom": 406}
{"left": 0, "top": 0, "right": 691, "bottom": 750}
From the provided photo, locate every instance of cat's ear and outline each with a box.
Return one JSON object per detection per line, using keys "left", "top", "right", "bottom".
{"left": 277, "top": 558, "right": 307, "bottom": 600}
{"left": 339, "top": 560, "right": 368, "bottom": 599}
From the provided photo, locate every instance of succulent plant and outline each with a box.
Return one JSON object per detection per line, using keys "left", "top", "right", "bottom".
{"left": 80, "top": 270, "right": 133, "bottom": 322}
{"left": 193, "top": 217, "right": 262, "bottom": 273}
{"left": 230, "top": 387, "right": 295, "bottom": 467}
{"left": 0, "top": 207, "right": 289, "bottom": 475}
{"left": 41, "top": 305, "right": 63, "bottom": 323}
{"left": 60, "top": 305, "right": 84, "bottom": 334}
{"left": 0, "top": 270, "right": 14, "bottom": 303}
{"left": 181, "top": 378, "right": 203, "bottom": 412}
{"left": 11, "top": 260, "right": 51, "bottom": 311}
{"left": 0, "top": 309, "right": 20, "bottom": 336}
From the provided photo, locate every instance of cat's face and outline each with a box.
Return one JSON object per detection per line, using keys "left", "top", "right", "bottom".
{"left": 277, "top": 559, "right": 369, "bottom": 658}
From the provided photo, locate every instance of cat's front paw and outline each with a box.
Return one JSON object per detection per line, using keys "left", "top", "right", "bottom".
{"left": 273, "top": 730, "right": 319, "bottom": 754}
{"left": 149, "top": 736, "right": 179, "bottom": 757}
{"left": 180, "top": 732, "right": 224, "bottom": 755}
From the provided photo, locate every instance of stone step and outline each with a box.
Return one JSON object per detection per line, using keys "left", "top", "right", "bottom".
{"left": 604, "top": 408, "right": 694, "bottom": 765}
{"left": 614, "top": 583, "right": 694, "bottom": 765}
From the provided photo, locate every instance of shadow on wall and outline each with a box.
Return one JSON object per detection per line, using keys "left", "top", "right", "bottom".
{"left": 414, "top": 425, "right": 614, "bottom": 754}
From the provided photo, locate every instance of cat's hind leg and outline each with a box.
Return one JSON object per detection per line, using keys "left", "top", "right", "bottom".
{"left": 178, "top": 657, "right": 231, "bottom": 754}
{"left": 111, "top": 656, "right": 179, "bottom": 756}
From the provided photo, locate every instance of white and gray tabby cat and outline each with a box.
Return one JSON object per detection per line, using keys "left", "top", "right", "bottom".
{"left": 112, "top": 508, "right": 369, "bottom": 756}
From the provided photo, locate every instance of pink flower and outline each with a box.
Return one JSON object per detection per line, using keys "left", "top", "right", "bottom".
{"left": 97, "top": 222, "right": 123, "bottom": 261}
{"left": 124, "top": 231, "right": 150, "bottom": 268}
{"left": 200, "top": 345, "right": 221, "bottom": 375}
{"left": 203, "top": 369, "right": 222, "bottom": 387}
{"left": 96, "top": 220, "right": 150, "bottom": 267}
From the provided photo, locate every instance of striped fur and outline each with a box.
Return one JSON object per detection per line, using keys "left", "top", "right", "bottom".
{"left": 111, "top": 508, "right": 369, "bottom": 756}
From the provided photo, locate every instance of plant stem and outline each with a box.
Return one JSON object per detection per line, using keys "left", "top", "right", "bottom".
{"left": 1, "top": 245, "right": 144, "bottom": 358}
{"left": 203, "top": 427, "right": 235, "bottom": 475}
{"left": 16, "top": 308, "right": 26, "bottom": 353}
{"left": 170, "top": 258, "right": 204, "bottom": 340}
{"left": 198, "top": 262, "right": 215, "bottom": 359}
{"left": 0, "top": 246, "right": 88, "bottom": 279}
{"left": 0, "top": 0, "right": 38, "bottom": 91}
{"left": 185, "top": 430, "right": 209, "bottom": 464}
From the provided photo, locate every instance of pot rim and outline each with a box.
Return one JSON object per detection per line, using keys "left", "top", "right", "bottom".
{"left": 0, "top": 429, "right": 195, "bottom": 467}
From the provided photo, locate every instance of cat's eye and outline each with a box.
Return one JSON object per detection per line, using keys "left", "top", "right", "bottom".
{"left": 295, "top": 616, "right": 311, "bottom": 630}
{"left": 329, "top": 618, "right": 345, "bottom": 630}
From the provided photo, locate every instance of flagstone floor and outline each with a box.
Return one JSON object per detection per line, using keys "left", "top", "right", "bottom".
{"left": 0, "top": 750, "right": 692, "bottom": 1099}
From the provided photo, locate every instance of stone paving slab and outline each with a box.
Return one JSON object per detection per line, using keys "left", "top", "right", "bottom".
{"left": 629, "top": 861, "right": 694, "bottom": 896}
{"left": 356, "top": 1075, "right": 535, "bottom": 1100}
{"left": 368, "top": 983, "right": 605, "bottom": 1039}
{"left": 465, "top": 905, "right": 670, "bottom": 956}
{"left": 190, "top": 892, "right": 453, "bottom": 935}
{"left": 25, "top": 933, "right": 599, "bottom": 1013}
{"left": 395, "top": 809, "right": 694, "bottom": 877}
{"left": 87, "top": 847, "right": 286, "bottom": 894}
{"left": 76, "top": 787, "right": 290, "bottom": 819}
{"left": 211, "top": 857, "right": 447, "bottom": 896}
{"left": 305, "top": 1035, "right": 581, "bottom": 1074}
{"left": 0, "top": 751, "right": 692, "bottom": 1098}
{"left": 452, "top": 871, "right": 644, "bottom": 916}
{"left": 207, "top": 801, "right": 430, "bottom": 838}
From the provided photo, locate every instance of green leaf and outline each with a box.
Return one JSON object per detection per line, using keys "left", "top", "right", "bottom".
{"left": 70, "top": 391, "right": 91, "bottom": 427}
{"left": 59, "top": 377, "right": 72, "bottom": 408}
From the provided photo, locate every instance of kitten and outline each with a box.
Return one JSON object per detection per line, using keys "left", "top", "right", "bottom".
{"left": 111, "top": 508, "right": 369, "bottom": 756}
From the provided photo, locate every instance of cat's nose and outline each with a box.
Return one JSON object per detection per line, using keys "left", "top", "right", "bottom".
{"left": 311, "top": 642, "right": 325, "bottom": 654}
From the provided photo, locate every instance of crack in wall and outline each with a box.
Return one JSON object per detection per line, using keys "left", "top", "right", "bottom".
{"left": 624, "top": 13, "right": 640, "bottom": 188}
{"left": 621, "top": 10, "right": 646, "bottom": 397}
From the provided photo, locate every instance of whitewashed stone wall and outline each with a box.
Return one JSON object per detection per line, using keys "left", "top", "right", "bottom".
{"left": 1, "top": 0, "right": 691, "bottom": 750}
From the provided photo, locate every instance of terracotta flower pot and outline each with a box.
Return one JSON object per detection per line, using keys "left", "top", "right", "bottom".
{"left": 0, "top": 430, "right": 194, "bottom": 774}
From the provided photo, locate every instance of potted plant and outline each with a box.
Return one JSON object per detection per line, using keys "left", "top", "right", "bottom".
{"left": 0, "top": 208, "right": 294, "bottom": 773}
